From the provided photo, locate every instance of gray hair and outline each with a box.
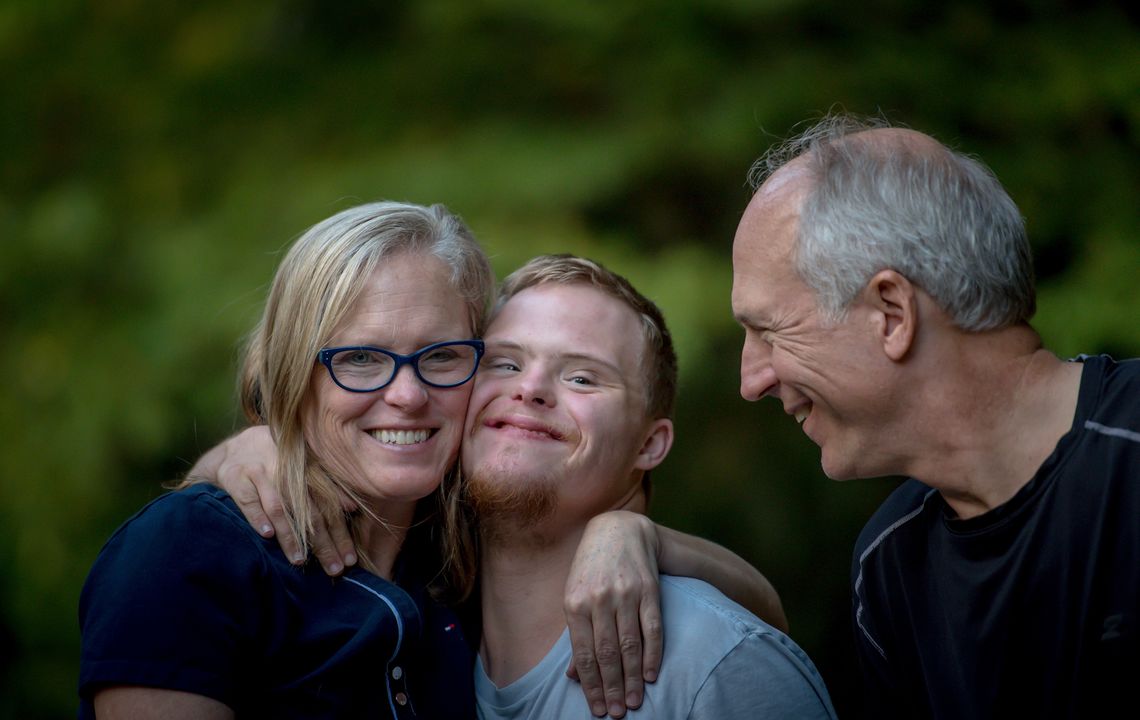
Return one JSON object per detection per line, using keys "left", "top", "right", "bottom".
{"left": 749, "top": 114, "right": 1035, "bottom": 331}
{"left": 241, "top": 201, "right": 493, "bottom": 572}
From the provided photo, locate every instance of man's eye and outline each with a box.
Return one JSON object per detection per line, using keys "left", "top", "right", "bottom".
{"left": 568, "top": 375, "right": 593, "bottom": 386}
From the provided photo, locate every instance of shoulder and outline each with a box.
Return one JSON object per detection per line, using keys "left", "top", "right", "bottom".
{"left": 1075, "top": 354, "right": 1140, "bottom": 429}
{"left": 653, "top": 577, "right": 836, "bottom": 718}
{"left": 83, "top": 485, "right": 272, "bottom": 604}
{"left": 1074, "top": 353, "right": 1140, "bottom": 381}
{"left": 109, "top": 485, "right": 267, "bottom": 560}
{"left": 106, "top": 484, "right": 260, "bottom": 544}
{"left": 853, "top": 479, "right": 938, "bottom": 562}
{"left": 657, "top": 577, "right": 829, "bottom": 687}
{"left": 660, "top": 575, "right": 775, "bottom": 635}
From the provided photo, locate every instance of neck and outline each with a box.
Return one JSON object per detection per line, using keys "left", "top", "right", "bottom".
{"left": 899, "top": 326, "right": 1082, "bottom": 518}
{"left": 353, "top": 500, "right": 417, "bottom": 579}
{"left": 478, "top": 524, "right": 584, "bottom": 687}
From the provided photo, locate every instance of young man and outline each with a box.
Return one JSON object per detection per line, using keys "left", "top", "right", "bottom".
{"left": 462, "top": 254, "right": 835, "bottom": 719}
{"left": 732, "top": 114, "right": 1139, "bottom": 718}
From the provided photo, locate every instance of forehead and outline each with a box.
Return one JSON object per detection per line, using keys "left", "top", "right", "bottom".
{"left": 342, "top": 252, "right": 471, "bottom": 337}
{"left": 731, "top": 165, "right": 814, "bottom": 318}
{"left": 487, "top": 283, "right": 644, "bottom": 372}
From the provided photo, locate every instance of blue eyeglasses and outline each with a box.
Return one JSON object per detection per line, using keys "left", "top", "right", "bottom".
{"left": 316, "top": 340, "right": 485, "bottom": 392}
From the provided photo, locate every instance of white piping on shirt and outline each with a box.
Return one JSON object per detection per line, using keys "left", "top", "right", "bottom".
{"left": 1085, "top": 420, "right": 1140, "bottom": 444}
{"left": 853, "top": 487, "right": 939, "bottom": 660}
{"left": 344, "top": 575, "right": 404, "bottom": 717}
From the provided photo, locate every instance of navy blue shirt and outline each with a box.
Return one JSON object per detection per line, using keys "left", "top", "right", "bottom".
{"left": 79, "top": 484, "right": 475, "bottom": 718}
{"left": 851, "top": 355, "right": 1140, "bottom": 719}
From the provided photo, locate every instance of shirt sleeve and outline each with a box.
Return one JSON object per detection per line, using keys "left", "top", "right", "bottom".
{"left": 79, "top": 489, "right": 270, "bottom": 706}
{"left": 688, "top": 630, "right": 838, "bottom": 719}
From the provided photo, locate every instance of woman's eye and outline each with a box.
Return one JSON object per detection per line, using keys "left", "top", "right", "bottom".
{"left": 422, "top": 348, "right": 459, "bottom": 365}
{"left": 568, "top": 375, "right": 593, "bottom": 386}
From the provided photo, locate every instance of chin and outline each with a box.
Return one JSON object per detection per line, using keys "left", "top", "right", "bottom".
{"left": 819, "top": 450, "right": 858, "bottom": 482}
{"left": 362, "top": 470, "right": 447, "bottom": 504}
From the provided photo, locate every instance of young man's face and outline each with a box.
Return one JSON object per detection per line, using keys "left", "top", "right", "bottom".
{"left": 461, "top": 282, "right": 670, "bottom": 534}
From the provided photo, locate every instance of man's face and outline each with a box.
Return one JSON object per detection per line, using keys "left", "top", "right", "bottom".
{"left": 730, "top": 165, "right": 890, "bottom": 480}
{"left": 462, "top": 283, "right": 667, "bottom": 533}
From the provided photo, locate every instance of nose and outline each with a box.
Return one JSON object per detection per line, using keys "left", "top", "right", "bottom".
{"left": 382, "top": 365, "right": 430, "bottom": 411}
{"left": 739, "top": 332, "right": 778, "bottom": 402}
{"left": 512, "top": 367, "right": 555, "bottom": 407}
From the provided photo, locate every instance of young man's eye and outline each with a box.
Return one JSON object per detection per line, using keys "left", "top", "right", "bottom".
{"left": 488, "top": 359, "right": 520, "bottom": 372}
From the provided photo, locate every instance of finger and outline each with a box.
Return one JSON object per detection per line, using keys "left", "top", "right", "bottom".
{"left": 326, "top": 510, "right": 357, "bottom": 569}
{"left": 639, "top": 592, "right": 663, "bottom": 684}
{"left": 591, "top": 612, "right": 628, "bottom": 718}
{"left": 565, "top": 612, "right": 608, "bottom": 717}
{"left": 226, "top": 469, "right": 276, "bottom": 539}
{"left": 615, "top": 602, "right": 644, "bottom": 709}
{"left": 309, "top": 513, "right": 347, "bottom": 576}
{"left": 258, "top": 484, "right": 303, "bottom": 564}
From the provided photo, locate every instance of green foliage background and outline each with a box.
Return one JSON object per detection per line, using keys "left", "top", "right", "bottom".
{"left": 2, "top": 1, "right": 1137, "bottom": 716}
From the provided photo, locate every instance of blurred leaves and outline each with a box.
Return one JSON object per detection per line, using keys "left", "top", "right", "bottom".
{"left": 2, "top": 0, "right": 1138, "bottom": 717}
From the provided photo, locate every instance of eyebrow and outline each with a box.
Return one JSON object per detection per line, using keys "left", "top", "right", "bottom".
{"left": 485, "top": 339, "right": 625, "bottom": 376}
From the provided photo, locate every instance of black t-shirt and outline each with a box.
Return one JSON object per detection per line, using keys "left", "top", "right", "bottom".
{"left": 851, "top": 355, "right": 1140, "bottom": 719}
{"left": 79, "top": 484, "right": 475, "bottom": 718}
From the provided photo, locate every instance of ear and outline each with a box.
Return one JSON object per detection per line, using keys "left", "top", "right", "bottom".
{"left": 863, "top": 269, "right": 917, "bottom": 362}
{"left": 633, "top": 418, "right": 674, "bottom": 472}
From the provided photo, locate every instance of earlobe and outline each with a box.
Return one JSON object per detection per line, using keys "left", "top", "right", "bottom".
{"left": 867, "top": 270, "right": 916, "bottom": 362}
{"left": 634, "top": 418, "right": 674, "bottom": 471}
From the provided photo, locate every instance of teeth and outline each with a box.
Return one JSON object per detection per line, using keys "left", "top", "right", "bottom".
{"left": 794, "top": 408, "right": 809, "bottom": 424}
{"left": 371, "top": 429, "right": 431, "bottom": 445}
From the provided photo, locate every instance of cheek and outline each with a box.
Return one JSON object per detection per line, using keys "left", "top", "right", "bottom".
{"left": 771, "top": 338, "right": 826, "bottom": 383}
{"left": 463, "top": 379, "right": 501, "bottom": 433}
{"left": 438, "top": 383, "right": 474, "bottom": 424}
{"left": 303, "top": 388, "right": 370, "bottom": 450}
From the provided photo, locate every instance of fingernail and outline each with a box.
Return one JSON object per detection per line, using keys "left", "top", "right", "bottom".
{"left": 344, "top": 552, "right": 357, "bottom": 566}
{"left": 627, "top": 691, "right": 641, "bottom": 708}
{"left": 260, "top": 524, "right": 273, "bottom": 536}
{"left": 645, "top": 669, "right": 658, "bottom": 682}
{"left": 328, "top": 562, "right": 342, "bottom": 574}
{"left": 291, "top": 552, "right": 305, "bottom": 564}
{"left": 592, "top": 702, "right": 606, "bottom": 717}
{"left": 609, "top": 701, "right": 624, "bottom": 717}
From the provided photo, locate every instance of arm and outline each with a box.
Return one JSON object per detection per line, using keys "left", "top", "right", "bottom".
{"left": 564, "top": 511, "right": 787, "bottom": 719}
{"left": 184, "top": 426, "right": 356, "bottom": 574}
{"left": 80, "top": 491, "right": 264, "bottom": 712}
{"left": 94, "top": 687, "right": 233, "bottom": 720}
{"left": 656, "top": 522, "right": 787, "bottom": 632}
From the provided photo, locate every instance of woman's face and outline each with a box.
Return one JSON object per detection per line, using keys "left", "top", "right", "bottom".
{"left": 302, "top": 252, "right": 474, "bottom": 513}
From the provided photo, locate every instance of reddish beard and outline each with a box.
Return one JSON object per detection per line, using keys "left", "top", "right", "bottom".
{"left": 465, "top": 463, "right": 558, "bottom": 544}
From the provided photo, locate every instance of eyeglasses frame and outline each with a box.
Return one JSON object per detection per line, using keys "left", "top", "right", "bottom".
{"left": 316, "top": 339, "right": 485, "bottom": 393}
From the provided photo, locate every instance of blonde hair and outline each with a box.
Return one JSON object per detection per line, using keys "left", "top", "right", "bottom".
{"left": 241, "top": 201, "right": 492, "bottom": 581}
